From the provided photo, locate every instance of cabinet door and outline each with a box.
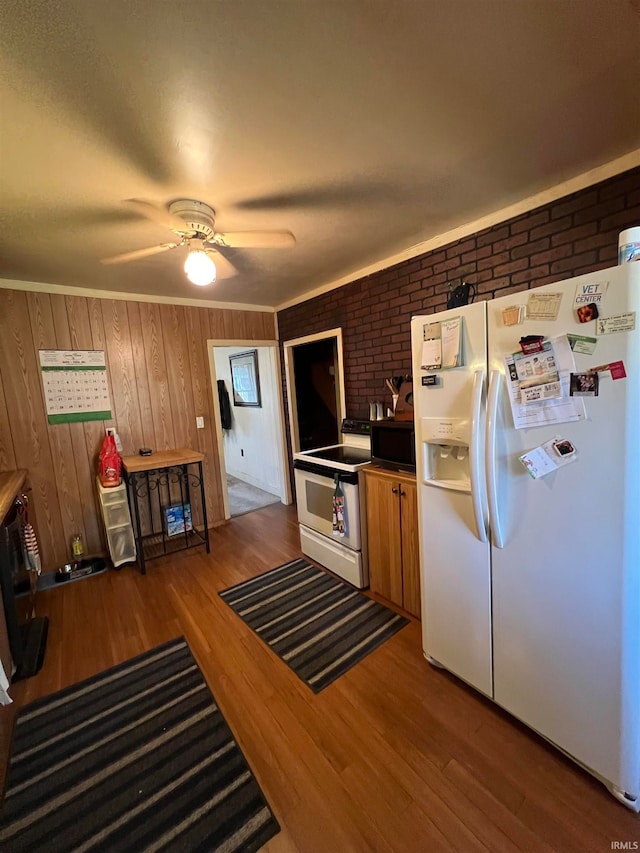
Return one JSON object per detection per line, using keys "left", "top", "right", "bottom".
{"left": 365, "top": 472, "right": 403, "bottom": 606}
{"left": 399, "top": 477, "right": 421, "bottom": 618}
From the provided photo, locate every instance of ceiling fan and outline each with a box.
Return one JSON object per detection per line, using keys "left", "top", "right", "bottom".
{"left": 100, "top": 199, "right": 295, "bottom": 285}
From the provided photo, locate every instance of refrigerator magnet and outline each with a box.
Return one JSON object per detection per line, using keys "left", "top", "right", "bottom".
{"left": 566, "top": 334, "right": 597, "bottom": 355}
{"left": 519, "top": 436, "right": 578, "bottom": 480}
{"left": 573, "top": 281, "right": 608, "bottom": 312}
{"left": 596, "top": 313, "right": 636, "bottom": 335}
{"left": 526, "top": 292, "right": 562, "bottom": 321}
{"left": 502, "top": 305, "right": 525, "bottom": 326}
{"left": 519, "top": 335, "right": 545, "bottom": 354}
{"left": 589, "top": 360, "right": 627, "bottom": 380}
{"left": 569, "top": 373, "right": 599, "bottom": 396}
{"left": 576, "top": 303, "right": 599, "bottom": 323}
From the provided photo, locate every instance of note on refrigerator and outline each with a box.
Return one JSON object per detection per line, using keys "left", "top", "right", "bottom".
{"left": 503, "top": 335, "right": 586, "bottom": 429}
{"left": 441, "top": 317, "right": 462, "bottom": 368}
{"left": 421, "top": 322, "right": 442, "bottom": 369}
{"left": 526, "top": 292, "right": 563, "bottom": 321}
{"left": 519, "top": 436, "right": 578, "bottom": 479}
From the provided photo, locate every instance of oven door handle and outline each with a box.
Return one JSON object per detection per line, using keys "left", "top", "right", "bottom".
{"left": 292, "top": 459, "right": 361, "bottom": 484}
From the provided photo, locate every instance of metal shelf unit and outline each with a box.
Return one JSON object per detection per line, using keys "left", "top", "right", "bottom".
{"left": 122, "top": 449, "right": 210, "bottom": 575}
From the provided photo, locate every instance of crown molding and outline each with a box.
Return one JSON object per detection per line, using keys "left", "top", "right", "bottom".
{"left": 0, "top": 278, "right": 275, "bottom": 313}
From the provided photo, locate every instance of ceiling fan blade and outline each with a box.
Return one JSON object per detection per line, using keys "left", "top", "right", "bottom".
{"left": 210, "top": 230, "right": 296, "bottom": 249}
{"left": 123, "top": 199, "right": 187, "bottom": 233}
{"left": 100, "top": 242, "right": 180, "bottom": 265}
{"left": 207, "top": 250, "right": 238, "bottom": 279}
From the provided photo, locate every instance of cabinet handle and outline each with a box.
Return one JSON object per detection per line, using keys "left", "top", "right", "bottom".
{"left": 391, "top": 487, "right": 398, "bottom": 494}
{"left": 400, "top": 490, "right": 406, "bottom": 497}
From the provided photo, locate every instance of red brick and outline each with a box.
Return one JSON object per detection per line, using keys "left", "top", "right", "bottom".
{"left": 550, "top": 251, "right": 597, "bottom": 275}
{"left": 478, "top": 225, "right": 508, "bottom": 247}
{"left": 512, "top": 264, "right": 550, "bottom": 285}
{"left": 530, "top": 245, "right": 572, "bottom": 266}
{"left": 599, "top": 245, "right": 619, "bottom": 263}
{"left": 479, "top": 251, "right": 509, "bottom": 272}
{"left": 551, "top": 190, "right": 597, "bottom": 219}
{"left": 494, "top": 232, "right": 528, "bottom": 253}
{"left": 550, "top": 222, "right": 598, "bottom": 247}
{"left": 511, "top": 209, "right": 550, "bottom": 234}
{"left": 494, "top": 258, "right": 529, "bottom": 276}
{"left": 599, "top": 171, "right": 640, "bottom": 201}
{"left": 574, "top": 196, "right": 626, "bottom": 226}
{"left": 462, "top": 244, "right": 492, "bottom": 263}
{"left": 574, "top": 232, "right": 615, "bottom": 254}
{"left": 475, "top": 269, "right": 494, "bottom": 284}
{"left": 478, "top": 276, "right": 510, "bottom": 295}
{"left": 492, "top": 281, "right": 530, "bottom": 298}
{"left": 424, "top": 250, "right": 446, "bottom": 268}
{"left": 511, "top": 237, "right": 550, "bottom": 260}
{"left": 447, "top": 238, "right": 476, "bottom": 258}
{"left": 530, "top": 215, "right": 572, "bottom": 241}
{"left": 601, "top": 205, "right": 640, "bottom": 231}
{"left": 433, "top": 257, "right": 460, "bottom": 275}
{"left": 627, "top": 188, "right": 640, "bottom": 208}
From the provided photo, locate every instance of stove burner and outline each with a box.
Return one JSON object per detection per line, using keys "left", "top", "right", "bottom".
{"left": 304, "top": 445, "right": 371, "bottom": 466}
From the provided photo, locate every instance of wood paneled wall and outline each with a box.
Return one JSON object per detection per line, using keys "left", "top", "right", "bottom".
{"left": 0, "top": 289, "right": 275, "bottom": 572}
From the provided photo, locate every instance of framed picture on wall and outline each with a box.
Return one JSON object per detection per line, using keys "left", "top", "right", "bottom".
{"left": 229, "top": 350, "right": 261, "bottom": 407}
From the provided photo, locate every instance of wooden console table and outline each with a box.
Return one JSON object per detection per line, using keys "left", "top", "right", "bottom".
{"left": 122, "top": 449, "right": 210, "bottom": 575}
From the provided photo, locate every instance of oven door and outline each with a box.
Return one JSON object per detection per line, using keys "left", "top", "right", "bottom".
{"left": 294, "top": 465, "right": 362, "bottom": 551}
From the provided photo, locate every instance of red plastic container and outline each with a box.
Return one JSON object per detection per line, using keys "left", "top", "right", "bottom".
{"left": 99, "top": 434, "right": 121, "bottom": 487}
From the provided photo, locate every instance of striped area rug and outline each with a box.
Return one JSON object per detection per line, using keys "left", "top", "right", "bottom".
{"left": 219, "top": 559, "right": 409, "bottom": 692}
{"left": 0, "top": 638, "right": 279, "bottom": 853}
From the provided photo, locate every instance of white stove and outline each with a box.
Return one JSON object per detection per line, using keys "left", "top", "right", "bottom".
{"left": 293, "top": 419, "right": 371, "bottom": 588}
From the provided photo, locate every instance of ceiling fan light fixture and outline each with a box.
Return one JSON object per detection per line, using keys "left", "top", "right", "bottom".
{"left": 184, "top": 247, "right": 217, "bottom": 286}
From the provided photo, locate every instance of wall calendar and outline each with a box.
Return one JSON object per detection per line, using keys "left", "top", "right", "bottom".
{"left": 39, "top": 350, "right": 112, "bottom": 424}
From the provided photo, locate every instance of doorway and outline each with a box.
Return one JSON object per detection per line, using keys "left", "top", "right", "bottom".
{"left": 209, "top": 340, "right": 291, "bottom": 519}
{"left": 283, "top": 328, "right": 346, "bottom": 453}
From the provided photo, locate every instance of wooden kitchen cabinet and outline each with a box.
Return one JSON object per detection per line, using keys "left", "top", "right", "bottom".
{"left": 364, "top": 467, "right": 421, "bottom": 618}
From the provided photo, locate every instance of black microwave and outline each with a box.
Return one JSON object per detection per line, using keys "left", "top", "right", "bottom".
{"left": 370, "top": 419, "right": 416, "bottom": 473}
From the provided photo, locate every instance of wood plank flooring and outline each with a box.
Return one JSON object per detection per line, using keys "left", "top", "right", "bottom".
{"left": 1, "top": 503, "right": 638, "bottom": 851}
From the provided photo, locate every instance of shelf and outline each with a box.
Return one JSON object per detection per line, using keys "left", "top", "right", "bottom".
{"left": 122, "top": 453, "right": 210, "bottom": 574}
{"left": 140, "top": 529, "right": 207, "bottom": 561}
{"left": 104, "top": 521, "right": 135, "bottom": 531}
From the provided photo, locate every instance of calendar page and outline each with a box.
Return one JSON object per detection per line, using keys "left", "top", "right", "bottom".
{"left": 39, "top": 350, "right": 112, "bottom": 424}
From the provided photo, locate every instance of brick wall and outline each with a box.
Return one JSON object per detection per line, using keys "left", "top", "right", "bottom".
{"left": 277, "top": 166, "right": 640, "bottom": 421}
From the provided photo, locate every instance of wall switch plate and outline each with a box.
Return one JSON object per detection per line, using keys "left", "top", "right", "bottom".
{"left": 196, "top": 416, "right": 204, "bottom": 429}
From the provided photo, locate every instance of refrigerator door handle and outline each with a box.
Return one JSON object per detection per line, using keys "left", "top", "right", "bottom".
{"left": 486, "top": 369, "right": 505, "bottom": 548}
{"left": 470, "top": 369, "right": 488, "bottom": 543}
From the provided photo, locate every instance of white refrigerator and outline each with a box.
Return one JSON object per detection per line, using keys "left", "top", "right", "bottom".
{"left": 410, "top": 262, "right": 640, "bottom": 810}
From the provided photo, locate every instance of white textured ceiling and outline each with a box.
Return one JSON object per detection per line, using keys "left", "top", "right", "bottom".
{"left": 0, "top": 0, "right": 639, "bottom": 308}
